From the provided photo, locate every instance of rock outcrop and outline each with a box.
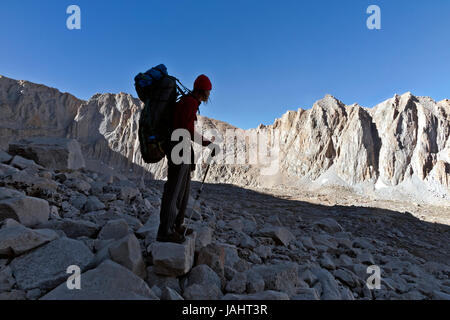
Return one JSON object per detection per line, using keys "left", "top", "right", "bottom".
{"left": 8, "top": 137, "right": 85, "bottom": 170}
{"left": 0, "top": 76, "right": 82, "bottom": 150}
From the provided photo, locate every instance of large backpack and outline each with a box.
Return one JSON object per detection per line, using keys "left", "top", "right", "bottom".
{"left": 135, "top": 64, "right": 190, "bottom": 163}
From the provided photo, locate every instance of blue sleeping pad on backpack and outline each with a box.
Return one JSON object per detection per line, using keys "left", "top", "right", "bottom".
{"left": 134, "top": 64, "right": 168, "bottom": 101}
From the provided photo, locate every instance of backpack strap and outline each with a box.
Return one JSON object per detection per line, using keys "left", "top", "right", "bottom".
{"left": 175, "top": 78, "right": 191, "bottom": 93}
{"left": 173, "top": 77, "right": 192, "bottom": 96}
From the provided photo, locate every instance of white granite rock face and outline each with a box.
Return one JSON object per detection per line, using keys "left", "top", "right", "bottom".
{"left": 1, "top": 75, "right": 449, "bottom": 203}
{"left": 0, "top": 76, "right": 82, "bottom": 150}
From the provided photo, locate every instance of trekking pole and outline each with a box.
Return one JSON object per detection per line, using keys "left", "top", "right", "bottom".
{"left": 184, "top": 152, "right": 213, "bottom": 237}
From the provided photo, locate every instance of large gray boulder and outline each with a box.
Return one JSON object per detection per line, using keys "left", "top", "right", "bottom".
{"left": 196, "top": 243, "right": 226, "bottom": 278}
{"left": 9, "top": 155, "right": 44, "bottom": 170}
{"left": 138, "top": 214, "right": 160, "bottom": 246}
{"left": 222, "top": 245, "right": 242, "bottom": 270}
{"left": 225, "top": 272, "right": 247, "bottom": 294}
{"left": 246, "top": 269, "right": 265, "bottom": 293}
{"left": 187, "top": 264, "right": 222, "bottom": 289}
{"left": 251, "top": 262, "right": 300, "bottom": 296}
{"left": 0, "top": 224, "right": 58, "bottom": 257}
{"left": 83, "top": 196, "right": 105, "bottom": 213}
{"left": 149, "top": 233, "right": 196, "bottom": 276}
{"left": 146, "top": 266, "right": 181, "bottom": 294}
{"left": 0, "top": 187, "right": 49, "bottom": 227}
{"left": 108, "top": 234, "right": 146, "bottom": 278}
{"left": 0, "top": 164, "right": 20, "bottom": 179}
{"left": 333, "top": 268, "right": 363, "bottom": 289}
{"left": 313, "top": 218, "right": 344, "bottom": 234}
{"left": 37, "top": 219, "right": 99, "bottom": 239}
{"left": 0, "top": 150, "right": 12, "bottom": 164}
{"left": 8, "top": 137, "right": 85, "bottom": 170}
{"left": 257, "top": 225, "right": 296, "bottom": 246}
{"left": 97, "top": 219, "right": 129, "bottom": 240}
{"left": 311, "top": 267, "right": 343, "bottom": 300}
{"left": 193, "top": 225, "right": 213, "bottom": 253}
{"left": 68, "top": 194, "right": 88, "bottom": 210}
{"left": 41, "top": 260, "right": 158, "bottom": 300}
{"left": 183, "top": 264, "right": 223, "bottom": 300}
{"left": 118, "top": 186, "right": 141, "bottom": 202}
{"left": 10, "top": 237, "right": 94, "bottom": 290}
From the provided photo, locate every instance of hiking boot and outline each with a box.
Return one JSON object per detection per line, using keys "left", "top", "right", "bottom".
{"left": 175, "top": 225, "right": 194, "bottom": 236}
{"left": 156, "top": 231, "right": 186, "bottom": 244}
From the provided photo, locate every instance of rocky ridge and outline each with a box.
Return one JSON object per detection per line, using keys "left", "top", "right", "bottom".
{"left": 1, "top": 75, "right": 449, "bottom": 206}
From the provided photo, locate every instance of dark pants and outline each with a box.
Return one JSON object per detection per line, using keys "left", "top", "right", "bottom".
{"left": 157, "top": 144, "right": 192, "bottom": 237}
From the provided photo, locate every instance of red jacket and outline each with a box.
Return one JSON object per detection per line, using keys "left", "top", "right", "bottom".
{"left": 172, "top": 95, "right": 211, "bottom": 146}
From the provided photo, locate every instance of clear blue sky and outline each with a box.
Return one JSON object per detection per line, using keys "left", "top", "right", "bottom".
{"left": 1, "top": 0, "right": 449, "bottom": 129}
